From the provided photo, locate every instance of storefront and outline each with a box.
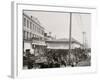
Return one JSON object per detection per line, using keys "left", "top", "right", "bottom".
{"left": 32, "top": 41, "right": 47, "bottom": 56}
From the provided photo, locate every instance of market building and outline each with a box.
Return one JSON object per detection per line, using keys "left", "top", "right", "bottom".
{"left": 45, "top": 38, "right": 83, "bottom": 65}
{"left": 46, "top": 38, "right": 83, "bottom": 50}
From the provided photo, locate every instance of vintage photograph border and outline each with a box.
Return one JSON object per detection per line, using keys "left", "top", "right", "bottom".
{"left": 11, "top": 1, "right": 97, "bottom": 78}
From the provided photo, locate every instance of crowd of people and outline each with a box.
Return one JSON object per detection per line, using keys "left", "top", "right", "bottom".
{"left": 23, "top": 48, "right": 91, "bottom": 69}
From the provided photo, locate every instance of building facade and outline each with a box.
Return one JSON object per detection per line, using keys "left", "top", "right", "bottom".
{"left": 23, "top": 13, "right": 45, "bottom": 41}
{"left": 23, "top": 13, "right": 46, "bottom": 56}
{"left": 46, "top": 38, "right": 83, "bottom": 50}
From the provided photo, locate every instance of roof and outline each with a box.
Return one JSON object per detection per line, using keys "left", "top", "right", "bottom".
{"left": 23, "top": 13, "right": 45, "bottom": 30}
{"left": 46, "top": 38, "right": 83, "bottom": 46}
{"left": 46, "top": 38, "right": 75, "bottom": 42}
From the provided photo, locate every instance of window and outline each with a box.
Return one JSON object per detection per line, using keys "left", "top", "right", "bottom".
{"left": 27, "top": 32, "right": 30, "bottom": 39}
{"left": 35, "top": 26, "right": 37, "bottom": 32}
{"left": 33, "top": 24, "right": 34, "bottom": 30}
{"left": 30, "top": 22, "right": 32, "bottom": 29}
{"left": 37, "top": 27, "right": 39, "bottom": 33}
{"left": 23, "top": 31, "right": 27, "bottom": 40}
{"left": 29, "top": 32, "right": 30, "bottom": 39}
{"left": 34, "top": 25, "right": 36, "bottom": 32}
{"left": 42, "top": 30, "right": 44, "bottom": 35}
{"left": 27, "top": 20, "right": 29, "bottom": 28}
{"left": 23, "top": 17, "right": 26, "bottom": 26}
{"left": 31, "top": 33, "right": 33, "bottom": 38}
{"left": 25, "top": 31, "right": 27, "bottom": 40}
{"left": 23, "top": 31, "right": 25, "bottom": 39}
{"left": 30, "top": 33, "right": 31, "bottom": 39}
{"left": 39, "top": 28, "right": 40, "bottom": 34}
{"left": 26, "top": 32, "right": 28, "bottom": 39}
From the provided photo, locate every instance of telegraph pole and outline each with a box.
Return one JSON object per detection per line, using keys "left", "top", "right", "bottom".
{"left": 68, "top": 12, "right": 72, "bottom": 65}
{"left": 82, "top": 32, "right": 86, "bottom": 49}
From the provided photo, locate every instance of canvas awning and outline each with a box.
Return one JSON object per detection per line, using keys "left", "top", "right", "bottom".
{"left": 47, "top": 46, "right": 69, "bottom": 49}
{"left": 32, "top": 42, "right": 46, "bottom": 46}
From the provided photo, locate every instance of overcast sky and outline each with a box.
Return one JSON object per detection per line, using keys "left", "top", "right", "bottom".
{"left": 24, "top": 10, "right": 91, "bottom": 47}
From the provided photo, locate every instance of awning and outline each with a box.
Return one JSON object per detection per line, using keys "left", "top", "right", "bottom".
{"left": 32, "top": 43, "right": 46, "bottom": 46}
{"left": 47, "top": 46, "right": 69, "bottom": 49}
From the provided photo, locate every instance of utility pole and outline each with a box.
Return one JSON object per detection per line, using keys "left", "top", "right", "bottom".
{"left": 82, "top": 32, "right": 86, "bottom": 49}
{"left": 68, "top": 12, "right": 72, "bottom": 65}
{"left": 83, "top": 31, "right": 88, "bottom": 58}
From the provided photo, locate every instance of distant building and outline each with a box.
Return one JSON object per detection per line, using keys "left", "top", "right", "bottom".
{"left": 44, "top": 32, "right": 55, "bottom": 40}
{"left": 46, "top": 38, "right": 83, "bottom": 50}
{"left": 23, "top": 13, "right": 46, "bottom": 56}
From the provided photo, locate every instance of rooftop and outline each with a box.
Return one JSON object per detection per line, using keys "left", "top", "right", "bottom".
{"left": 23, "top": 13, "right": 45, "bottom": 30}
{"left": 46, "top": 38, "right": 83, "bottom": 46}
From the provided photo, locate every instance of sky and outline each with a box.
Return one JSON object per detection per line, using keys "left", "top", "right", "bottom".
{"left": 24, "top": 10, "right": 91, "bottom": 47}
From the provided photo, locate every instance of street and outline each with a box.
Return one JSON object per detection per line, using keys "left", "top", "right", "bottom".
{"left": 76, "top": 58, "right": 91, "bottom": 66}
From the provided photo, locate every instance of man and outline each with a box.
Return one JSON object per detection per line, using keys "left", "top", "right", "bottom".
{"left": 26, "top": 49, "right": 33, "bottom": 69}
